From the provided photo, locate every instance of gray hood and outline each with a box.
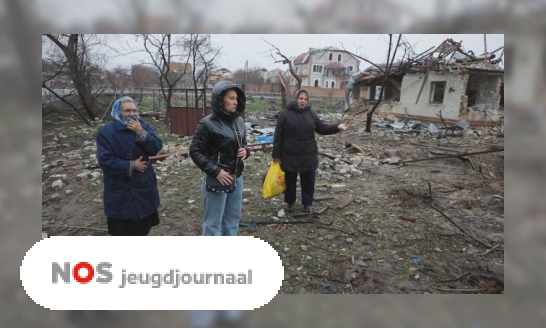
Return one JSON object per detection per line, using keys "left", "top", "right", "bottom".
{"left": 210, "top": 81, "right": 246, "bottom": 120}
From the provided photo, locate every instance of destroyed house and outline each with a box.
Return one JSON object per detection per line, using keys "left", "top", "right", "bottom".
{"left": 352, "top": 39, "right": 504, "bottom": 126}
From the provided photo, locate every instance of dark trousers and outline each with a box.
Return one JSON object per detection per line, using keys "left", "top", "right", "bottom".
{"left": 284, "top": 170, "right": 316, "bottom": 206}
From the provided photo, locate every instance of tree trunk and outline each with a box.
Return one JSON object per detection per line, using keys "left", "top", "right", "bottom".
{"left": 365, "top": 83, "right": 385, "bottom": 132}
{"left": 65, "top": 34, "right": 97, "bottom": 120}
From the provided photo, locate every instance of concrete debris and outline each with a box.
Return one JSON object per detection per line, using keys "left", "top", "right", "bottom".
{"left": 331, "top": 184, "right": 347, "bottom": 192}
{"left": 52, "top": 180, "right": 63, "bottom": 190}
{"left": 89, "top": 171, "right": 102, "bottom": 180}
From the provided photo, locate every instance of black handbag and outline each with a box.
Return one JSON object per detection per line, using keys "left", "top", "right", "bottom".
{"left": 205, "top": 172, "right": 237, "bottom": 193}
{"left": 205, "top": 120, "right": 243, "bottom": 193}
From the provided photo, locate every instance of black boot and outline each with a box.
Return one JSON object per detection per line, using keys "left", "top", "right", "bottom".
{"left": 287, "top": 203, "right": 295, "bottom": 213}
{"left": 303, "top": 205, "right": 312, "bottom": 213}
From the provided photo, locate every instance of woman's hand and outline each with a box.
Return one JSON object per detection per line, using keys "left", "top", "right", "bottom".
{"left": 133, "top": 156, "right": 148, "bottom": 172}
{"left": 338, "top": 123, "right": 348, "bottom": 131}
{"left": 237, "top": 147, "right": 247, "bottom": 159}
{"left": 126, "top": 119, "right": 143, "bottom": 134}
{"left": 216, "top": 169, "right": 234, "bottom": 185}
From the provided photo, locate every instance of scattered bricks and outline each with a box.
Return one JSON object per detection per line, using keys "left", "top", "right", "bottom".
{"left": 331, "top": 184, "right": 347, "bottom": 192}
{"left": 351, "top": 168, "right": 363, "bottom": 176}
{"left": 243, "top": 188, "right": 253, "bottom": 197}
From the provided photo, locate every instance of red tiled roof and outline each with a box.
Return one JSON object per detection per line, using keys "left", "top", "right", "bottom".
{"left": 293, "top": 52, "right": 307, "bottom": 64}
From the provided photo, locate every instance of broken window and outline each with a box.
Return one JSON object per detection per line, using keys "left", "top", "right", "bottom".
{"left": 429, "top": 81, "right": 446, "bottom": 103}
{"left": 313, "top": 65, "right": 323, "bottom": 73}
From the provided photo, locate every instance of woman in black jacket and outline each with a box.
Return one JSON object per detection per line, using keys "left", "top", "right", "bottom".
{"left": 272, "top": 90, "right": 348, "bottom": 213}
{"left": 189, "top": 81, "right": 250, "bottom": 236}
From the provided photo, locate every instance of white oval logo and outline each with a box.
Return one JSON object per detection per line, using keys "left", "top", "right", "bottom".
{"left": 21, "top": 236, "right": 283, "bottom": 310}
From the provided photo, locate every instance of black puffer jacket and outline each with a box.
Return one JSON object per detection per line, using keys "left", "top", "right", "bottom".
{"left": 189, "top": 81, "right": 250, "bottom": 178}
{"left": 272, "top": 90, "right": 340, "bottom": 173}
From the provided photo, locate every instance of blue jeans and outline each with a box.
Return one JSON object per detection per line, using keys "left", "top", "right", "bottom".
{"left": 190, "top": 310, "right": 242, "bottom": 327}
{"left": 201, "top": 175, "right": 243, "bottom": 236}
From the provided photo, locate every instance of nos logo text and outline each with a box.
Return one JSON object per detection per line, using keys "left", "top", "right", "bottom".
{"left": 52, "top": 262, "right": 113, "bottom": 284}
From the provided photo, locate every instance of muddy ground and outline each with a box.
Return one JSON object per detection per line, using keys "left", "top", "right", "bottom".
{"left": 42, "top": 108, "right": 504, "bottom": 294}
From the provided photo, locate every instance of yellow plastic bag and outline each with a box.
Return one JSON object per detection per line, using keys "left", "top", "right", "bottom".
{"left": 262, "top": 162, "right": 286, "bottom": 199}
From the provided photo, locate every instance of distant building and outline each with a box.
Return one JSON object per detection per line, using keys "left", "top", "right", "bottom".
{"left": 290, "top": 47, "right": 360, "bottom": 89}
{"left": 208, "top": 68, "right": 234, "bottom": 82}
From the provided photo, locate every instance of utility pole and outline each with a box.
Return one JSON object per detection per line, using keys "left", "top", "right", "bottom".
{"left": 244, "top": 60, "right": 248, "bottom": 86}
{"left": 484, "top": 34, "right": 489, "bottom": 67}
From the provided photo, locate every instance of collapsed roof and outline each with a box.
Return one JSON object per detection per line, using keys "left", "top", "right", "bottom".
{"left": 355, "top": 38, "right": 504, "bottom": 85}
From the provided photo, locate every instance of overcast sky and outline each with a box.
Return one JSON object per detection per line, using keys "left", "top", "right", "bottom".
{"left": 107, "top": 34, "right": 504, "bottom": 72}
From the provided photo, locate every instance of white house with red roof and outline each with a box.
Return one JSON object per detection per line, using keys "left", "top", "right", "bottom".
{"left": 290, "top": 47, "right": 361, "bottom": 89}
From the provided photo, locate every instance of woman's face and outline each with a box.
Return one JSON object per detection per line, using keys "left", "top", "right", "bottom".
{"left": 120, "top": 101, "right": 138, "bottom": 119}
{"left": 222, "top": 89, "right": 238, "bottom": 113}
{"left": 297, "top": 92, "right": 308, "bottom": 109}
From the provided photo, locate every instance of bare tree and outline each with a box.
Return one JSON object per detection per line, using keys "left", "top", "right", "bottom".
{"left": 186, "top": 34, "right": 221, "bottom": 108}
{"left": 262, "top": 38, "right": 302, "bottom": 107}
{"left": 43, "top": 34, "right": 109, "bottom": 124}
{"left": 131, "top": 64, "right": 159, "bottom": 104}
{"left": 233, "top": 67, "right": 266, "bottom": 91}
{"left": 105, "top": 66, "right": 131, "bottom": 98}
{"left": 139, "top": 34, "right": 191, "bottom": 123}
{"left": 343, "top": 34, "right": 420, "bottom": 132}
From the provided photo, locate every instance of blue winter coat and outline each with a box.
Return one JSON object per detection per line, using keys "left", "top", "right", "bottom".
{"left": 96, "top": 119, "right": 163, "bottom": 220}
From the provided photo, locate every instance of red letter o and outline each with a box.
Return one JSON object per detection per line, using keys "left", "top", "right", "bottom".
{"left": 73, "top": 262, "right": 95, "bottom": 284}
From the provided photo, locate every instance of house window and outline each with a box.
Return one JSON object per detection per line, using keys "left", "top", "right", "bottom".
{"left": 430, "top": 81, "right": 446, "bottom": 103}
{"left": 329, "top": 53, "right": 333, "bottom": 61}
{"left": 348, "top": 66, "right": 353, "bottom": 72}
{"left": 325, "top": 81, "right": 329, "bottom": 88}
{"left": 314, "top": 79, "right": 319, "bottom": 87}
{"left": 331, "top": 81, "right": 336, "bottom": 88}
{"left": 312, "top": 65, "right": 323, "bottom": 73}
{"left": 338, "top": 54, "right": 342, "bottom": 61}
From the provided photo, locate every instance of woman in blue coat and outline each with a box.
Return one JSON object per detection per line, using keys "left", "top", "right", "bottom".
{"left": 96, "top": 96, "right": 163, "bottom": 236}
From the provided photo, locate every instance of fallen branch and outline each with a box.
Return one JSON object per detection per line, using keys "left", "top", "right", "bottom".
{"left": 430, "top": 204, "right": 492, "bottom": 249}
{"left": 438, "top": 272, "right": 470, "bottom": 283}
{"left": 479, "top": 244, "right": 501, "bottom": 255}
{"left": 239, "top": 220, "right": 313, "bottom": 227}
{"left": 437, "top": 287, "right": 487, "bottom": 293}
{"left": 399, "top": 148, "right": 504, "bottom": 164}
{"left": 342, "top": 217, "right": 378, "bottom": 238}
{"left": 44, "top": 224, "right": 108, "bottom": 233}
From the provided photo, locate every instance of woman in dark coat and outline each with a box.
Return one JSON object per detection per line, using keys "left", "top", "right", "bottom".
{"left": 96, "top": 96, "right": 163, "bottom": 236}
{"left": 189, "top": 81, "right": 250, "bottom": 236}
{"left": 272, "top": 90, "right": 348, "bottom": 213}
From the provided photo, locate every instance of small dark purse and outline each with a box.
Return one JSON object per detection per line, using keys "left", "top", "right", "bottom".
{"left": 205, "top": 121, "right": 243, "bottom": 193}
{"left": 205, "top": 171, "right": 237, "bottom": 193}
